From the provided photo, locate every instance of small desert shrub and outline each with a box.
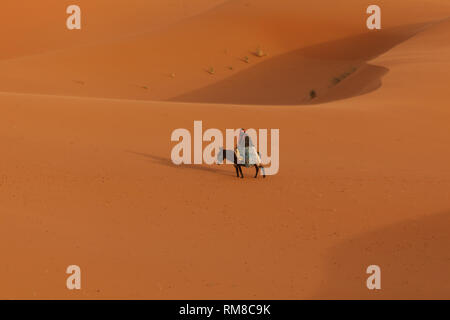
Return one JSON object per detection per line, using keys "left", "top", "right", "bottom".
{"left": 207, "top": 67, "right": 215, "bottom": 75}
{"left": 310, "top": 90, "right": 317, "bottom": 99}
{"left": 242, "top": 56, "right": 250, "bottom": 63}
{"left": 332, "top": 66, "right": 358, "bottom": 85}
{"left": 255, "top": 47, "right": 267, "bottom": 57}
{"left": 332, "top": 77, "right": 341, "bottom": 85}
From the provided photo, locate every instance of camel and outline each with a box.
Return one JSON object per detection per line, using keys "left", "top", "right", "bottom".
{"left": 217, "top": 147, "right": 266, "bottom": 178}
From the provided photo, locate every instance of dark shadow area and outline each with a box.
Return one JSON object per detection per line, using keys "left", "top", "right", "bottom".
{"left": 311, "top": 63, "right": 389, "bottom": 105}
{"left": 127, "top": 151, "right": 234, "bottom": 177}
{"left": 314, "top": 211, "right": 450, "bottom": 299}
{"left": 170, "top": 22, "right": 432, "bottom": 105}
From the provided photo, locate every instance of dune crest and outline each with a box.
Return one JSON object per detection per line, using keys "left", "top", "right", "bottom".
{"left": 171, "top": 22, "right": 434, "bottom": 105}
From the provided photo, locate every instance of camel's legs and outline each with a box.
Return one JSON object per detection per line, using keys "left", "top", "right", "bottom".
{"left": 238, "top": 165, "right": 244, "bottom": 178}
{"left": 260, "top": 166, "right": 266, "bottom": 178}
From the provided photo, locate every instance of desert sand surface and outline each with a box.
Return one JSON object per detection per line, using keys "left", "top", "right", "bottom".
{"left": 1, "top": 0, "right": 450, "bottom": 299}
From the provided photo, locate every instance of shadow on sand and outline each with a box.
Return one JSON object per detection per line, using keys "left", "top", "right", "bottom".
{"left": 170, "top": 22, "right": 433, "bottom": 105}
{"left": 127, "top": 151, "right": 236, "bottom": 177}
{"left": 314, "top": 211, "right": 450, "bottom": 299}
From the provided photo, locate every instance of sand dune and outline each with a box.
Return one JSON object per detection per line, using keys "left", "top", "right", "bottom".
{"left": 0, "top": 0, "right": 450, "bottom": 299}
{"left": 317, "top": 211, "right": 450, "bottom": 299}
{"left": 171, "top": 22, "right": 433, "bottom": 105}
{"left": 1, "top": 0, "right": 449, "bottom": 102}
{"left": 1, "top": 0, "right": 226, "bottom": 60}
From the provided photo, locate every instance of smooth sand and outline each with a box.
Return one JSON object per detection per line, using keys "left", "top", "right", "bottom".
{"left": 1, "top": 0, "right": 450, "bottom": 299}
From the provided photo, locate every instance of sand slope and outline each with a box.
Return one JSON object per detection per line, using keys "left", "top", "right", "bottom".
{"left": 1, "top": 0, "right": 450, "bottom": 102}
{"left": 1, "top": 0, "right": 226, "bottom": 60}
{"left": 0, "top": 0, "right": 450, "bottom": 299}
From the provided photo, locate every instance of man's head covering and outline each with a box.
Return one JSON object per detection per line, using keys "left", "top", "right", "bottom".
{"left": 238, "top": 128, "right": 246, "bottom": 145}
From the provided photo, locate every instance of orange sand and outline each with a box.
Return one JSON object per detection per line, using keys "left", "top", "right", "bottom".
{"left": 1, "top": 0, "right": 450, "bottom": 299}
